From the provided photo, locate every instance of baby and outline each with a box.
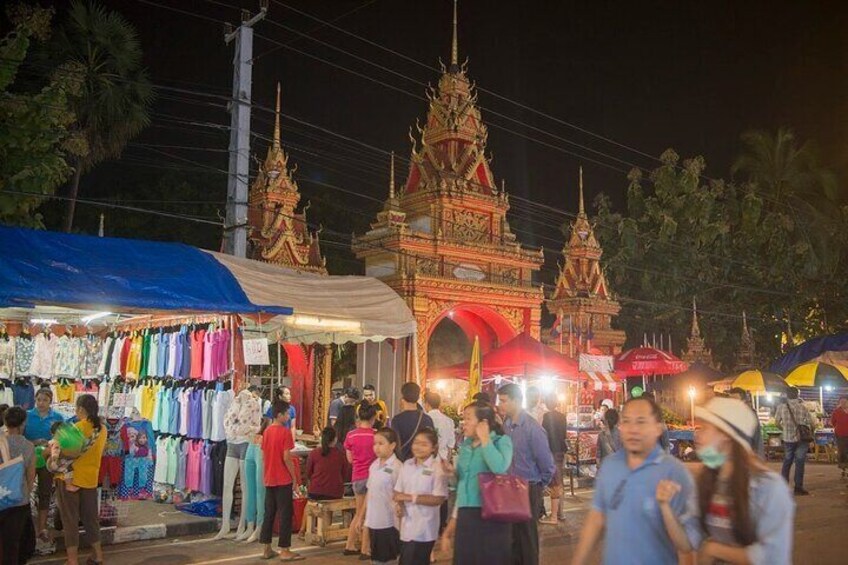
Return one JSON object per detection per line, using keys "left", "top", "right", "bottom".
{"left": 46, "top": 422, "right": 82, "bottom": 492}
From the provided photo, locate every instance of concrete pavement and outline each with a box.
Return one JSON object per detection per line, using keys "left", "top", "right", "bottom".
{"left": 30, "top": 463, "right": 848, "bottom": 564}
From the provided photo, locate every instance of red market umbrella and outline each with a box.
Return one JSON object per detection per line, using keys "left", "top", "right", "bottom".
{"left": 615, "top": 347, "right": 688, "bottom": 377}
{"left": 433, "top": 333, "right": 580, "bottom": 381}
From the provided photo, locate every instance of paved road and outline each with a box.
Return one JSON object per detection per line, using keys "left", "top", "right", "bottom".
{"left": 31, "top": 464, "right": 848, "bottom": 564}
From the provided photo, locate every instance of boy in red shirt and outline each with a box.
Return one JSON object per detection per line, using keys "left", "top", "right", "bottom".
{"left": 260, "top": 400, "right": 303, "bottom": 561}
{"left": 832, "top": 395, "right": 848, "bottom": 475}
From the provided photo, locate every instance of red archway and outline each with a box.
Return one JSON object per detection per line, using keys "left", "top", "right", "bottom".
{"left": 429, "top": 304, "right": 519, "bottom": 359}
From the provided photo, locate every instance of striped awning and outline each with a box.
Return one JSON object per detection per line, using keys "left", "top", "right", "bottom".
{"left": 582, "top": 371, "right": 619, "bottom": 391}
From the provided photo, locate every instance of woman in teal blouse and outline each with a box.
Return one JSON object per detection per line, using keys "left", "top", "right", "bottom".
{"left": 441, "top": 401, "right": 513, "bottom": 565}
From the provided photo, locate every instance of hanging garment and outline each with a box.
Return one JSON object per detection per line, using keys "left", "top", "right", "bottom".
{"left": 215, "top": 330, "right": 231, "bottom": 377}
{"left": 126, "top": 334, "right": 143, "bottom": 378}
{"left": 185, "top": 440, "right": 203, "bottom": 492}
{"left": 211, "top": 388, "right": 233, "bottom": 442}
{"left": 53, "top": 335, "right": 83, "bottom": 378}
{"left": 30, "top": 333, "right": 58, "bottom": 377}
{"left": 119, "top": 336, "right": 132, "bottom": 377}
{"left": 109, "top": 336, "right": 124, "bottom": 378}
{"left": 153, "top": 436, "right": 170, "bottom": 484}
{"left": 200, "top": 441, "right": 213, "bottom": 495}
{"left": 148, "top": 332, "right": 160, "bottom": 378}
{"left": 0, "top": 337, "right": 16, "bottom": 378}
{"left": 188, "top": 388, "right": 204, "bottom": 439}
{"left": 180, "top": 327, "right": 192, "bottom": 379}
{"left": 82, "top": 334, "right": 103, "bottom": 378}
{"left": 190, "top": 329, "right": 205, "bottom": 379}
{"left": 201, "top": 388, "right": 215, "bottom": 440}
{"left": 174, "top": 439, "right": 188, "bottom": 491}
{"left": 202, "top": 331, "right": 215, "bottom": 381}
{"left": 12, "top": 379, "right": 35, "bottom": 409}
{"left": 15, "top": 336, "right": 35, "bottom": 375}
{"left": 98, "top": 336, "right": 114, "bottom": 376}
{"left": 166, "top": 332, "right": 178, "bottom": 377}
{"left": 211, "top": 441, "right": 228, "bottom": 496}
{"left": 167, "top": 387, "right": 181, "bottom": 436}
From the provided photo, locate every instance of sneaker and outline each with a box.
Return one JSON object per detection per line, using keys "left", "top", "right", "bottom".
{"left": 794, "top": 487, "right": 810, "bottom": 496}
{"left": 35, "top": 539, "right": 56, "bottom": 556}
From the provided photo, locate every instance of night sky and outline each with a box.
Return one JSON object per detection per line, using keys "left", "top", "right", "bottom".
{"left": 46, "top": 0, "right": 848, "bottom": 277}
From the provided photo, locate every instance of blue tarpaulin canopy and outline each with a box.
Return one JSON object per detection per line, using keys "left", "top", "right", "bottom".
{"left": 0, "top": 226, "right": 293, "bottom": 315}
{"left": 767, "top": 332, "right": 848, "bottom": 375}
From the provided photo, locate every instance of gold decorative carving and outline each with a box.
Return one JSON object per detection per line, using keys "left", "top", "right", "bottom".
{"left": 444, "top": 209, "right": 489, "bottom": 243}
{"left": 312, "top": 344, "right": 333, "bottom": 433}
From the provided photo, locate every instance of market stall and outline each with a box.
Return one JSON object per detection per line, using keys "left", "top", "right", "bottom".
{"left": 0, "top": 226, "right": 416, "bottom": 535}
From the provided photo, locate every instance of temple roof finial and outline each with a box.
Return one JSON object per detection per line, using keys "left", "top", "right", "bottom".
{"left": 578, "top": 166, "right": 585, "bottom": 216}
{"left": 691, "top": 297, "right": 701, "bottom": 337}
{"left": 389, "top": 152, "right": 396, "bottom": 199}
{"left": 451, "top": 0, "right": 459, "bottom": 67}
{"left": 742, "top": 310, "right": 750, "bottom": 337}
{"left": 273, "top": 82, "right": 282, "bottom": 150}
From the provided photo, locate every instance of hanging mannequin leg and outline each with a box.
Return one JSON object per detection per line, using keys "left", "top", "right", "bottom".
{"left": 246, "top": 446, "right": 266, "bottom": 543}
{"left": 238, "top": 443, "right": 260, "bottom": 541}
{"left": 234, "top": 457, "right": 248, "bottom": 538}
{"left": 214, "top": 442, "right": 248, "bottom": 540}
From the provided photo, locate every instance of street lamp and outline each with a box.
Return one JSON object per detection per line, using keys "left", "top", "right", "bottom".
{"left": 688, "top": 386, "right": 696, "bottom": 429}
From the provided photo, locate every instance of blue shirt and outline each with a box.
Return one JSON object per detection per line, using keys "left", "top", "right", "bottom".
{"left": 24, "top": 408, "right": 65, "bottom": 442}
{"left": 592, "top": 445, "right": 700, "bottom": 565}
{"left": 265, "top": 405, "right": 297, "bottom": 429}
{"left": 503, "top": 410, "right": 555, "bottom": 484}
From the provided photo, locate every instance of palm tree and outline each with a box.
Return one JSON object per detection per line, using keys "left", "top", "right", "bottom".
{"left": 53, "top": 0, "right": 153, "bottom": 232}
{"left": 732, "top": 127, "right": 838, "bottom": 204}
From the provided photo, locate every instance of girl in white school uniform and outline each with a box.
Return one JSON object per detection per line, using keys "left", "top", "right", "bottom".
{"left": 359, "top": 428, "right": 403, "bottom": 565}
{"left": 393, "top": 429, "right": 449, "bottom": 565}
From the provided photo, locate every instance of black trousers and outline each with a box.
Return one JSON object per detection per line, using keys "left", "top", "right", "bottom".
{"left": 399, "top": 540, "right": 435, "bottom": 565}
{"left": 454, "top": 507, "right": 512, "bottom": 565}
{"left": 510, "top": 482, "right": 542, "bottom": 565}
{"left": 260, "top": 484, "right": 293, "bottom": 548}
{"left": 0, "top": 504, "right": 30, "bottom": 565}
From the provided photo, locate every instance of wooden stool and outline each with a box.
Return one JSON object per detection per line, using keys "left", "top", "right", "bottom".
{"left": 302, "top": 498, "right": 357, "bottom": 547}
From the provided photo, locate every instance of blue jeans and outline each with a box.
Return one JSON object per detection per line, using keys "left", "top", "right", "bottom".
{"left": 244, "top": 443, "right": 266, "bottom": 526}
{"left": 781, "top": 441, "right": 808, "bottom": 488}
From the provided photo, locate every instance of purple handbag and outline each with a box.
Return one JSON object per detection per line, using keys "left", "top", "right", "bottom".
{"left": 477, "top": 472, "right": 532, "bottom": 523}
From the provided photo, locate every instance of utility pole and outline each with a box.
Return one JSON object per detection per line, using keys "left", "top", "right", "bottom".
{"left": 223, "top": 2, "right": 267, "bottom": 257}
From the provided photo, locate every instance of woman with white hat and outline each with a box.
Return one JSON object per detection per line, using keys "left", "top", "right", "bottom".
{"left": 655, "top": 397, "right": 795, "bottom": 565}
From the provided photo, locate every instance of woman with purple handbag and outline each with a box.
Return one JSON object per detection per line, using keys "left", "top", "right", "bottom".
{"left": 439, "top": 402, "right": 514, "bottom": 565}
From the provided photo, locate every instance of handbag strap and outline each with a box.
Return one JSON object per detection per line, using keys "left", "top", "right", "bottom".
{"left": 400, "top": 410, "right": 424, "bottom": 452}
{"left": 786, "top": 401, "right": 805, "bottom": 428}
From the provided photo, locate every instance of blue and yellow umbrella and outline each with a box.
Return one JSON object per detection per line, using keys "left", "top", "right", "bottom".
{"left": 731, "top": 370, "right": 789, "bottom": 394}
{"left": 785, "top": 362, "right": 848, "bottom": 388}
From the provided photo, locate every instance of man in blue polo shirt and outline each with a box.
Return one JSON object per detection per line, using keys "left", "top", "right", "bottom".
{"left": 497, "top": 383, "right": 555, "bottom": 565}
{"left": 572, "top": 396, "right": 701, "bottom": 565}
{"left": 24, "top": 387, "right": 65, "bottom": 543}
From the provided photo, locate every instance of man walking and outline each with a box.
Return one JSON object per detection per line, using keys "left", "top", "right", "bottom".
{"left": 389, "top": 382, "right": 434, "bottom": 462}
{"left": 571, "top": 397, "right": 700, "bottom": 565}
{"left": 830, "top": 395, "right": 848, "bottom": 477}
{"left": 775, "top": 387, "right": 813, "bottom": 495}
{"left": 497, "top": 383, "right": 555, "bottom": 565}
{"left": 540, "top": 393, "right": 568, "bottom": 525}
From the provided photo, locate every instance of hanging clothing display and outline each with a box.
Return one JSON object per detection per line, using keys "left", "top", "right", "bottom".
{"left": 0, "top": 336, "right": 15, "bottom": 378}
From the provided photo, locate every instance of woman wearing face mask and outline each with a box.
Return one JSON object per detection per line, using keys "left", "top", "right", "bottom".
{"left": 656, "top": 397, "right": 794, "bottom": 565}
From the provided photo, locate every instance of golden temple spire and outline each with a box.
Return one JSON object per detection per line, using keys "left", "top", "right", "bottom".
{"left": 578, "top": 166, "right": 585, "bottom": 216}
{"left": 273, "top": 82, "right": 282, "bottom": 151}
{"left": 691, "top": 297, "right": 701, "bottom": 337}
{"left": 451, "top": 0, "right": 459, "bottom": 67}
{"left": 389, "top": 152, "right": 396, "bottom": 199}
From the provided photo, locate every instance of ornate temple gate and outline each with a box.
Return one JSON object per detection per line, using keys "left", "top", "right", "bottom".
{"left": 353, "top": 9, "right": 544, "bottom": 384}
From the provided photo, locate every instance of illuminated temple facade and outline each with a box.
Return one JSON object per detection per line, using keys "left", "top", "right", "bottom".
{"left": 353, "top": 4, "right": 545, "bottom": 381}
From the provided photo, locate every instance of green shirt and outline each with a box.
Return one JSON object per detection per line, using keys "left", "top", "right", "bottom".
{"left": 455, "top": 432, "right": 513, "bottom": 508}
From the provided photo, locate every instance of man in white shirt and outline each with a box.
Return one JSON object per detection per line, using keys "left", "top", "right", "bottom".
{"left": 423, "top": 392, "right": 456, "bottom": 461}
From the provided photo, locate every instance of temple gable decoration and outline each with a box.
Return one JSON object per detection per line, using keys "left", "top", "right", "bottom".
{"left": 247, "top": 84, "right": 327, "bottom": 275}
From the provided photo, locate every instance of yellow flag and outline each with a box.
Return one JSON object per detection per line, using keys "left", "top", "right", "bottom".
{"left": 466, "top": 336, "right": 481, "bottom": 405}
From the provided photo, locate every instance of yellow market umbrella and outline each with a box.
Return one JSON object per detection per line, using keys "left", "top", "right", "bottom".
{"left": 785, "top": 362, "right": 848, "bottom": 388}
{"left": 465, "top": 336, "right": 482, "bottom": 405}
{"left": 785, "top": 362, "right": 848, "bottom": 410}
{"left": 731, "top": 370, "right": 789, "bottom": 394}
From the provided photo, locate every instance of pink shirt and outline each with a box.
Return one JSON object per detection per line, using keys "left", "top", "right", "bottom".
{"left": 202, "top": 331, "right": 215, "bottom": 381}
{"left": 343, "top": 427, "right": 377, "bottom": 482}
{"left": 186, "top": 440, "right": 202, "bottom": 492}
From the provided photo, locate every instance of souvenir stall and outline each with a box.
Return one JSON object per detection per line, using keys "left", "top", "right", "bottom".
{"left": 0, "top": 226, "right": 416, "bottom": 538}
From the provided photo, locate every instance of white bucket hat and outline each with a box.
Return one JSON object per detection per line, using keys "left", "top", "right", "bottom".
{"left": 694, "top": 397, "right": 758, "bottom": 452}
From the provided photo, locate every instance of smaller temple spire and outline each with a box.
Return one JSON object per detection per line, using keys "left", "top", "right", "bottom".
{"left": 389, "top": 151, "right": 396, "bottom": 199}
{"left": 742, "top": 310, "right": 750, "bottom": 338}
{"left": 450, "top": 0, "right": 459, "bottom": 67}
{"left": 273, "top": 82, "right": 282, "bottom": 151}
{"left": 691, "top": 297, "right": 701, "bottom": 338}
{"left": 578, "top": 166, "right": 586, "bottom": 216}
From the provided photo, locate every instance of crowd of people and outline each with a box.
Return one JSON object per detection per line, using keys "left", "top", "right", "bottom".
{"left": 3, "top": 379, "right": 841, "bottom": 564}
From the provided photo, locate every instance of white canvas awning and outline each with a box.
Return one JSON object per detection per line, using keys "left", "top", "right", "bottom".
{"left": 209, "top": 252, "right": 416, "bottom": 345}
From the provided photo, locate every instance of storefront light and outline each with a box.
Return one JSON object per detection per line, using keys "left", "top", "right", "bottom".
{"left": 284, "top": 315, "right": 361, "bottom": 332}
{"left": 81, "top": 311, "right": 112, "bottom": 323}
